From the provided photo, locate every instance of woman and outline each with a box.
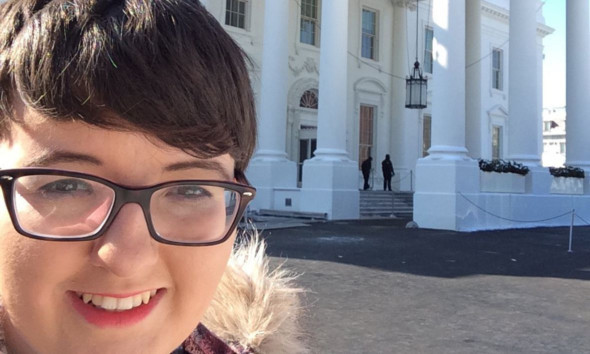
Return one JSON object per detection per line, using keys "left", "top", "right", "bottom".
{"left": 0, "top": 1, "right": 304, "bottom": 353}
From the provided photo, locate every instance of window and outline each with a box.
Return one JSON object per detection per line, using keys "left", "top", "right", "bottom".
{"left": 225, "top": 0, "right": 248, "bottom": 29}
{"left": 492, "top": 125, "right": 502, "bottom": 159}
{"left": 361, "top": 9, "right": 378, "bottom": 60}
{"left": 544, "top": 121, "right": 551, "bottom": 131}
{"left": 300, "top": 89, "right": 319, "bottom": 109}
{"left": 560, "top": 142, "right": 566, "bottom": 154}
{"left": 492, "top": 48, "right": 503, "bottom": 90}
{"left": 300, "top": 0, "right": 319, "bottom": 46}
{"left": 359, "top": 105, "right": 375, "bottom": 168}
{"left": 422, "top": 115, "right": 431, "bottom": 157}
{"left": 424, "top": 27, "right": 434, "bottom": 74}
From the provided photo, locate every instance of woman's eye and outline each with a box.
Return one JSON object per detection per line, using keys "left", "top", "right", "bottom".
{"left": 168, "top": 186, "right": 211, "bottom": 199}
{"left": 39, "top": 179, "right": 93, "bottom": 195}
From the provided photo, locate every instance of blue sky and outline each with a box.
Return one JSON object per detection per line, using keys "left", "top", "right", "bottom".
{"left": 542, "top": 0, "right": 566, "bottom": 109}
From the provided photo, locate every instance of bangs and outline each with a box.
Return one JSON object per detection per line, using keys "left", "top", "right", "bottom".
{"left": 0, "top": 0, "right": 256, "bottom": 171}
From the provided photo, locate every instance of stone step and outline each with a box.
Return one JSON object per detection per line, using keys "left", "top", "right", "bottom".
{"left": 360, "top": 191, "right": 414, "bottom": 219}
{"left": 257, "top": 209, "right": 327, "bottom": 220}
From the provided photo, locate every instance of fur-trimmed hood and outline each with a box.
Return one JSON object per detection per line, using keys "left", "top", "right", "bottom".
{"left": 203, "top": 234, "right": 308, "bottom": 353}
{"left": 0, "top": 235, "right": 307, "bottom": 354}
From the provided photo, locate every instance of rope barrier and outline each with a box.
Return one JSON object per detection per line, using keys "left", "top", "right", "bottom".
{"left": 458, "top": 192, "right": 573, "bottom": 223}
{"left": 391, "top": 171, "right": 413, "bottom": 184}
{"left": 367, "top": 170, "right": 413, "bottom": 191}
{"left": 575, "top": 213, "right": 590, "bottom": 226}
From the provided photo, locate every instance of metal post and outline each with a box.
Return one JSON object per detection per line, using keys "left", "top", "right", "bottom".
{"left": 410, "top": 170, "right": 414, "bottom": 192}
{"left": 568, "top": 209, "right": 575, "bottom": 253}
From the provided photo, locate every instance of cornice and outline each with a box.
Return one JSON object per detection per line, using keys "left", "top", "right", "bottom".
{"left": 481, "top": 1, "right": 510, "bottom": 23}
{"left": 481, "top": 1, "right": 555, "bottom": 38}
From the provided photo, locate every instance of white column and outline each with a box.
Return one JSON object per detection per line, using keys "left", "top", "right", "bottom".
{"left": 508, "top": 0, "right": 540, "bottom": 165}
{"left": 465, "top": 0, "right": 482, "bottom": 159}
{"left": 300, "top": 0, "right": 359, "bottom": 220}
{"left": 255, "top": 0, "right": 289, "bottom": 160}
{"left": 313, "top": 0, "right": 349, "bottom": 160}
{"left": 427, "top": 0, "right": 469, "bottom": 159}
{"left": 247, "top": 0, "right": 297, "bottom": 211}
{"left": 566, "top": 0, "right": 590, "bottom": 169}
{"left": 391, "top": 3, "right": 415, "bottom": 192}
{"left": 413, "top": 0, "right": 479, "bottom": 231}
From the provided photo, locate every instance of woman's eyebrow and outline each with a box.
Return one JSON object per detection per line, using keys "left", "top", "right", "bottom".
{"left": 164, "top": 160, "right": 232, "bottom": 180}
{"left": 23, "top": 151, "right": 103, "bottom": 167}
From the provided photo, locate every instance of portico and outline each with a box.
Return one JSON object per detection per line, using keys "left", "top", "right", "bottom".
{"left": 208, "top": 0, "right": 589, "bottom": 230}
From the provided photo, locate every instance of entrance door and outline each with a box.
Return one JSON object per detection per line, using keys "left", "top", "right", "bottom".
{"left": 359, "top": 105, "right": 375, "bottom": 168}
{"left": 298, "top": 126, "right": 317, "bottom": 186}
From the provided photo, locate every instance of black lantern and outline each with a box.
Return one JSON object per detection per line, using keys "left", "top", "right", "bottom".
{"left": 405, "top": 60, "right": 427, "bottom": 109}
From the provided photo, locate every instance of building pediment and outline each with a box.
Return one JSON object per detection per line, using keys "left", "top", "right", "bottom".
{"left": 487, "top": 104, "right": 508, "bottom": 117}
{"left": 353, "top": 77, "right": 387, "bottom": 95}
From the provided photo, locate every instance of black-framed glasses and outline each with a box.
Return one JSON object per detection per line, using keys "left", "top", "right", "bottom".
{"left": 0, "top": 168, "right": 256, "bottom": 246}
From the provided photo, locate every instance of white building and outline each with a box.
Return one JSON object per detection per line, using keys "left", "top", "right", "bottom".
{"left": 542, "top": 107, "right": 566, "bottom": 167}
{"left": 204, "top": 0, "right": 590, "bottom": 231}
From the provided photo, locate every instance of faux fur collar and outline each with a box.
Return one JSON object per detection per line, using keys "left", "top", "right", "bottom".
{"left": 0, "top": 234, "right": 307, "bottom": 354}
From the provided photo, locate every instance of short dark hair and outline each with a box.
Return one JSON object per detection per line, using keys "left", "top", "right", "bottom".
{"left": 0, "top": 0, "right": 256, "bottom": 172}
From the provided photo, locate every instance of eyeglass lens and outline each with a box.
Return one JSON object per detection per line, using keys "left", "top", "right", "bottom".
{"left": 12, "top": 175, "right": 240, "bottom": 243}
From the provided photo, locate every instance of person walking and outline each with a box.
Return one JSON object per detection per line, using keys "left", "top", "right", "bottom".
{"left": 382, "top": 154, "right": 395, "bottom": 191}
{"left": 361, "top": 156, "right": 372, "bottom": 190}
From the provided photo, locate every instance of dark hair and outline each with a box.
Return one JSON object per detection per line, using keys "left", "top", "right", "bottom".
{"left": 0, "top": 0, "right": 256, "bottom": 172}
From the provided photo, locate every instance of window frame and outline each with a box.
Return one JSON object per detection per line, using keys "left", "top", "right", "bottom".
{"left": 422, "top": 115, "right": 432, "bottom": 157}
{"left": 491, "top": 125, "right": 503, "bottom": 159}
{"left": 492, "top": 48, "right": 503, "bottom": 91}
{"left": 225, "top": 0, "right": 250, "bottom": 31}
{"left": 423, "top": 26, "right": 434, "bottom": 74}
{"left": 361, "top": 7, "right": 379, "bottom": 61}
{"left": 299, "top": 0, "right": 321, "bottom": 46}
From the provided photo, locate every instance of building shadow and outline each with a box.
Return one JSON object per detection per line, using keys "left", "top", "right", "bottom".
{"left": 259, "top": 219, "right": 590, "bottom": 280}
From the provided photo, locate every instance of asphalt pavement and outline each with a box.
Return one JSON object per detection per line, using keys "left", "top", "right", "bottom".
{"left": 257, "top": 218, "right": 590, "bottom": 354}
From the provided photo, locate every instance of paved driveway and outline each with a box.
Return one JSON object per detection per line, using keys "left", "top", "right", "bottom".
{"left": 261, "top": 219, "right": 590, "bottom": 354}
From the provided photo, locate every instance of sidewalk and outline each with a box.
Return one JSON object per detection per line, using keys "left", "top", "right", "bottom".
{"left": 259, "top": 218, "right": 590, "bottom": 354}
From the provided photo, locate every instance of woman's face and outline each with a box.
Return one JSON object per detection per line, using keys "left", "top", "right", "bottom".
{"left": 0, "top": 105, "right": 237, "bottom": 353}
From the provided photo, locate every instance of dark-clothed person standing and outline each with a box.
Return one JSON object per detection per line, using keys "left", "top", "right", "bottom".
{"left": 382, "top": 154, "right": 395, "bottom": 191}
{"left": 361, "top": 157, "right": 372, "bottom": 190}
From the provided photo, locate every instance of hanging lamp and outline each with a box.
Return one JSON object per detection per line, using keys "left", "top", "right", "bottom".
{"left": 405, "top": 1, "right": 428, "bottom": 109}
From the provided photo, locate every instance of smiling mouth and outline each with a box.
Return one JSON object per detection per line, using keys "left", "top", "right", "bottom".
{"left": 75, "top": 290, "right": 158, "bottom": 312}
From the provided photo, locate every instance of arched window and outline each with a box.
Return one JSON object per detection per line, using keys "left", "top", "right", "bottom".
{"left": 299, "top": 89, "right": 319, "bottom": 109}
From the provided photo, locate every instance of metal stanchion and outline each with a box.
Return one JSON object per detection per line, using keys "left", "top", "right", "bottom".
{"left": 568, "top": 209, "right": 575, "bottom": 253}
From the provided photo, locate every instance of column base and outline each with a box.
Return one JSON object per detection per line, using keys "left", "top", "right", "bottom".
{"left": 246, "top": 157, "right": 297, "bottom": 211}
{"left": 413, "top": 157, "right": 479, "bottom": 230}
{"left": 525, "top": 166, "right": 552, "bottom": 195}
{"left": 426, "top": 145, "right": 470, "bottom": 161}
{"left": 300, "top": 157, "right": 359, "bottom": 220}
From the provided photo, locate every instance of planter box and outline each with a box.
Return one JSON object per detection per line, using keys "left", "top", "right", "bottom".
{"left": 480, "top": 171, "right": 525, "bottom": 193}
{"left": 550, "top": 176, "right": 584, "bottom": 195}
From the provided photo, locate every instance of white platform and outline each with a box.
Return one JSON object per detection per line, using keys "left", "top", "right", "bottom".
{"left": 414, "top": 160, "right": 590, "bottom": 231}
{"left": 300, "top": 158, "right": 359, "bottom": 220}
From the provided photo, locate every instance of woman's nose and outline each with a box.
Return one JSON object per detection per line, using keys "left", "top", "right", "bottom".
{"left": 89, "top": 203, "right": 159, "bottom": 278}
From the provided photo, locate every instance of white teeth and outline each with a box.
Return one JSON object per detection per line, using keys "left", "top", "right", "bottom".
{"left": 91, "top": 295, "right": 103, "bottom": 307}
{"left": 132, "top": 294, "right": 142, "bottom": 307}
{"left": 82, "top": 293, "right": 92, "bottom": 304}
{"left": 141, "top": 291, "right": 150, "bottom": 305}
{"left": 117, "top": 297, "right": 133, "bottom": 311}
{"left": 79, "top": 290, "right": 158, "bottom": 311}
{"left": 101, "top": 296, "right": 117, "bottom": 311}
